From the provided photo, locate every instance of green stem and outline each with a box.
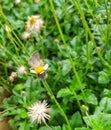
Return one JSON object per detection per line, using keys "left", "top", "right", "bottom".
{"left": 72, "top": 0, "right": 111, "bottom": 69}
{"left": 49, "top": 0, "right": 86, "bottom": 104}
{"left": 42, "top": 80, "right": 71, "bottom": 130}
{"left": 0, "top": 7, "right": 29, "bottom": 55}
{"left": 93, "top": 0, "right": 98, "bottom": 6}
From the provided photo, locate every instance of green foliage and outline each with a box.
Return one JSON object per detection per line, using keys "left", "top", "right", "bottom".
{"left": 0, "top": 0, "right": 111, "bottom": 130}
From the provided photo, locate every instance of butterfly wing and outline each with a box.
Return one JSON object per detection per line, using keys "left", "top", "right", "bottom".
{"left": 28, "top": 51, "right": 44, "bottom": 68}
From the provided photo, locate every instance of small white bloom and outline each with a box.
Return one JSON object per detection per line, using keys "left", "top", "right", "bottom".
{"left": 22, "top": 31, "right": 30, "bottom": 39}
{"left": 17, "top": 65, "right": 26, "bottom": 74}
{"left": 26, "top": 15, "right": 44, "bottom": 34}
{"left": 28, "top": 100, "right": 51, "bottom": 124}
{"left": 15, "top": 0, "right": 21, "bottom": 4}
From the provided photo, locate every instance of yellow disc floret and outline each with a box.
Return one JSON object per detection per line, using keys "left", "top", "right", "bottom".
{"left": 34, "top": 66, "right": 44, "bottom": 73}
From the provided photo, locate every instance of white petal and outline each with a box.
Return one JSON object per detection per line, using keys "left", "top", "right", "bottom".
{"left": 44, "top": 64, "right": 49, "bottom": 70}
{"left": 30, "top": 69, "right": 36, "bottom": 74}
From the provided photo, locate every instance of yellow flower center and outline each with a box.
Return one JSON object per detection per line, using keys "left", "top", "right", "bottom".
{"left": 29, "top": 17, "right": 36, "bottom": 24}
{"left": 34, "top": 66, "right": 44, "bottom": 73}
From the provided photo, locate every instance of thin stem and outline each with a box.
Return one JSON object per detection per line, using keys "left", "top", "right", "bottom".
{"left": 42, "top": 80, "right": 71, "bottom": 130}
{"left": 44, "top": 121, "right": 52, "bottom": 130}
{"left": 49, "top": 0, "right": 87, "bottom": 104}
{"left": 0, "top": 43, "right": 19, "bottom": 65}
{"left": 93, "top": 0, "right": 98, "bottom": 6}
{"left": 0, "top": 7, "right": 29, "bottom": 55}
{"left": 72, "top": 0, "right": 111, "bottom": 69}
{"left": 0, "top": 106, "right": 17, "bottom": 115}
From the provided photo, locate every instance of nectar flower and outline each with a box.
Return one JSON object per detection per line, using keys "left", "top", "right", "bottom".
{"left": 28, "top": 51, "right": 48, "bottom": 79}
{"left": 9, "top": 72, "right": 17, "bottom": 82}
{"left": 26, "top": 15, "right": 44, "bottom": 34}
{"left": 28, "top": 100, "right": 51, "bottom": 124}
{"left": 17, "top": 65, "right": 26, "bottom": 74}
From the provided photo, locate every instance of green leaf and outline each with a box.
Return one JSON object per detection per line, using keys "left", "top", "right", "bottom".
{"left": 62, "top": 59, "right": 72, "bottom": 76}
{"left": 62, "top": 124, "right": 69, "bottom": 130}
{"left": 57, "top": 88, "right": 72, "bottom": 98}
{"left": 14, "top": 84, "right": 25, "bottom": 91}
{"left": 99, "top": 97, "right": 111, "bottom": 113}
{"left": 84, "top": 90, "right": 97, "bottom": 105}
{"left": 75, "top": 127, "right": 91, "bottom": 130}
{"left": 87, "top": 93, "right": 97, "bottom": 105}
{"left": 98, "top": 70, "right": 110, "bottom": 84}
{"left": 70, "top": 112, "right": 83, "bottom": 128}
{"left": 70, "top": 76, "right": 84, "bottom": 92}
{"left": 16, "top": 108, "right": 27, "bottom": 118}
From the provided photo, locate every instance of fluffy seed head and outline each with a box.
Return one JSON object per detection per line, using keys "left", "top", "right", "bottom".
{"left": 17, "top": 65, "right": 26, "bottom": 74}
{"left": 28, "top": 100, "right": 51, "bottom": 124}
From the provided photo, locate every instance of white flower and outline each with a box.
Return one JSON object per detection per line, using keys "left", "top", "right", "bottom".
{"left": 30, "top": 64, "right": 49, "bottom": 74}
{"left": 28, "top": 100, "right": 51, "bottom": 124}
{"left": 17, "top": 65, "right": 26, "bottom": 74}
{"left": 15, "top": 0, "right": 21, "bottom": 4}
{"left": 26, "top": 15, "right": 44, "bottom": 34}
{"left": 22, "top": 31, "right": 30, "bottom": 39}
{"left": 30, "top": 64, "right": 49, "bottom": 79}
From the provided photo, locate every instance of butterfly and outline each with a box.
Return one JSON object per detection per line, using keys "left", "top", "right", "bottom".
{"left": 28, "top": 51, "right": 48, "bottom": 79}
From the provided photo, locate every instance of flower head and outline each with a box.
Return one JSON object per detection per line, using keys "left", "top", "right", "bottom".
{"left": 17, "top": 65, "right": 26, "bottom": 74}
{"left": 28, "top": 100, "right": 51, "bottom": 124}
{"left": 28, "top": 51, "right": 49, "bottom": 79}
{"left": 26, "top": 15, "right": 44, "bottom": 34}
{"left": 9, "top": 72, "right": 17, "bottom": 82}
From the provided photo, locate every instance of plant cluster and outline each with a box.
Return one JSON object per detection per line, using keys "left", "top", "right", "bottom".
{"left": 0, "top": 0, "right": 111, "bottom": 130}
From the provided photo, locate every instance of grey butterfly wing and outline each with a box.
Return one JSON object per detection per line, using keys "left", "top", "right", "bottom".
{"left": 28, "top": 51, "right": 43, "bottom": 68}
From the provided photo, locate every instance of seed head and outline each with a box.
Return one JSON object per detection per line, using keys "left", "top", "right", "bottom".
{"left": 28, "top": 100, "right": 51, "bottom": 124}
{"left": 17, "top": 65, "right": 26, "bottom": 74}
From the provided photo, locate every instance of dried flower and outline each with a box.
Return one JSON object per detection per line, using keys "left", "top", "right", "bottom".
{"left": 28, "top": 100, "right": 51, "bottom": 124}
{"left": 17, "top": 65, "right": 26, "bottom": 74}
{"left": 22, "top": 31, "right": 30, "bottom": 39}
{"left": 26, "top": 15, "right": 44, "bottom": 34}
{"left": 9, "top": 72, "right": 17, "bottom": 82}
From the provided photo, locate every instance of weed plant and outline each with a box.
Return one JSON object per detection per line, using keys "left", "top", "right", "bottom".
{"left": 0, "top": 0, "right": 111, "bottom": 130}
